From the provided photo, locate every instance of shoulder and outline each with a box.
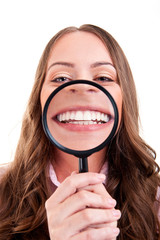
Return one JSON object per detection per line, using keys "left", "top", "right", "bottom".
{"left": 0, "top": 163, "right": 11, "bottom": 182}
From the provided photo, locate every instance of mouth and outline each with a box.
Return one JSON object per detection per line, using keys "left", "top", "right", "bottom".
{"left": 56, "top": 110, "right": 112, "bottom": 125}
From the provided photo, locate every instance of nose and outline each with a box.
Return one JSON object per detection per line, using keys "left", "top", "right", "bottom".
{"left": 67, "top": 82, "right": 99, "bottom": 94}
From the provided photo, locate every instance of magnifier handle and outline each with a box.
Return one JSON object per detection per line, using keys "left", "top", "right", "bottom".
{"left": 79, "top": 157, "right": 88, "bottom": 173}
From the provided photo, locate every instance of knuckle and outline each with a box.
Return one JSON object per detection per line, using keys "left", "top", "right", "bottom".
{"left": 82, "top": 208, "right": 93, "bottom": 223}
{"left": 85, "top": 229, "right": 94, "bottom": 240}
{"left": 106, "top": 209, "right": 113, "bottom": 221}
{"left": 64, "top": 176, "right": 72, "bottom": 186}
{"left": 78, "top": 190, "right": 88, "bottom": 202}
{"left": 65, "top": 177, "right": 76, "bottom": 191}
{"left": 100, "top": 195, "right": 106, "bottom": 204}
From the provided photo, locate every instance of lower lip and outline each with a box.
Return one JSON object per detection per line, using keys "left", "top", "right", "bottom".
{"left": 53, "top": 118, "right": 114, "bottom": 131}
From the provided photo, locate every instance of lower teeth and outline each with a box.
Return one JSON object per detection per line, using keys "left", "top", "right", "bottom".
{"left": 62, "top": 120, "right": 104, "bottom": 125}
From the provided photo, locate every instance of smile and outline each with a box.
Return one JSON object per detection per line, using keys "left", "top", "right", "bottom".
{"left": 56, "top": 110, "right": 112, "bottom": 125}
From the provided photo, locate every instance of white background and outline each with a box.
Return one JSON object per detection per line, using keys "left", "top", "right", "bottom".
{"left": 0, "top": 0, "right": 159, "bottom": 164}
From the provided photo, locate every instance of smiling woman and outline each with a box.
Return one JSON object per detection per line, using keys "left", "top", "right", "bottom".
{"left": 0, "top": 24, "right": 159, "bottom": 240}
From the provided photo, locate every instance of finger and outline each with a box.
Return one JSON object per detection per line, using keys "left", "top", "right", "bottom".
{"left": 46, "top": 172, "right": 106, "bottom": 207}
{"left": 70, "top": 227, "right": 120, "bottom": 240}
{"left": 83, "top": 221, "right": 118, "bottom": 240}
{"left": 52, "top": 190, "right": 116, "bottom": 225}
{"left": 78, "top": 183, "right": 117, "bottom": 207}
{"left": 48, "top": 209, "right": 119, "bottom": 240}
{"left": 87, "top": 219, "right": 117, "bottom": 229}
{"left": 62, "top": 208, "right": 121, "bottom": 237}
{"left": 71, "top": 171, "right": 78, "bottom": 175}
{"left": 78, "top": 182, "right": 110, "bottom": 197}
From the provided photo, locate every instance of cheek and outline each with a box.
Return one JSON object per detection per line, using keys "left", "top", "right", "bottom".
{"left": 114, "top": 89, "right": 122, "bottom": 129}
{"left": 106, "top": 85, "right": 122, "bottom": 128}
{"left": 115, "top": 91, "right": 122, "bottom": 117}
{"left": 40, "top": 84, "right": 59, "bottom": 114}
{"left": 40, "top": 87, "right": 50, "bottom": 112}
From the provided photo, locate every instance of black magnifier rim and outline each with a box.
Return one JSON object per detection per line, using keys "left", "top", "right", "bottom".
{"left": 42, "top": 80, "right": 119, "bottom": 158}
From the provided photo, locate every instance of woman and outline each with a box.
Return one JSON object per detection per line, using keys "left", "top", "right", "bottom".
{"left": 0, "top": 24, "right": 159, "bottom": 240}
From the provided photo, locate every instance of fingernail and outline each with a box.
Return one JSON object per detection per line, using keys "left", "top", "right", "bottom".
{"left": 97, "top": 173, "right": 106, "bottom": 180}
{"left": 112, "top": 209, "right": 121, "bottom": 217}
{"left": 107, "top": 198, "right": 116, "bottom": 206}
{"left": 113, "top": 227, "right": 120, "bottom": 235}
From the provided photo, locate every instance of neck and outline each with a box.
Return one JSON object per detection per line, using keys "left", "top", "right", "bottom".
{"left": 51, "top": 146, "right": 107, "bottom": 183}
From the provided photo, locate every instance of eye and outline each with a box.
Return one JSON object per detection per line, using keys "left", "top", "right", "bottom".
{"left": 95, "top": 76, "right": 114, "bottom": 82}
{"left": 51, "top": 76, "right": 70, "bottom": 83}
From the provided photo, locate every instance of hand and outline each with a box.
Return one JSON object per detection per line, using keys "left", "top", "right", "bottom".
{"left": 77, "top": 182, "right": 120, "bottom": 240}
{"left": 45, "top": 172, "right": 121, "bottom": 240}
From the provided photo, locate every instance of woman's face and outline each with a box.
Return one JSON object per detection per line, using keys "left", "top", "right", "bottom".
{"left": 41, "top": 31, "right": 122, "bottom": 150}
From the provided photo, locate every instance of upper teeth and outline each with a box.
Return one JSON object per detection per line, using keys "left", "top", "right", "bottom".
{"left": 57, "top": 110, "right": 110, "bottom": 124}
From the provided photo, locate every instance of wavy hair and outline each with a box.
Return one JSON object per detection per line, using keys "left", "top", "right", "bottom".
{"left": 0, "top": 24, "right": 159, "bottom": 240}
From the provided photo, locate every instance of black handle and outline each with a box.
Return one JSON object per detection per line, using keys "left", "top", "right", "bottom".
{"left": 79, "top": 157, "right": 88, "bottom": 173}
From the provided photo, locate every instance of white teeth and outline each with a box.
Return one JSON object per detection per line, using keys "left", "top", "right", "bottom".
{"left": 57, "top": 110, "right": 111, "bottom": 124}
{"left": 96, "top": 112, "right": 101, "bottom": 121}
{"left": 62, "top": 113, "right": 66, "bottom": 121}
{"left": 101, "top": 113, "right": 104, "bottom": 121}
{"left": 70, "top": 111, "right": 75, "bottom": 120}
{"left": 66, "top": 111, "right": 70, "bottom": 121}
{"left": 104, "top": 114, "right": 110, "bottom": 122}
{"left": 75, "top": 111, "right": 83, "bottom": 120}
{"left": 67, "top": 120, "right": 103, "bottom": 125}
{"left": 91, "top": 111, "right": 96, "bottom": 120}
{"left": 83, "top": 111, "right": 91, "bottom": 120}
{"left": 57, "top": 114, "right": 61, "bottom": 122}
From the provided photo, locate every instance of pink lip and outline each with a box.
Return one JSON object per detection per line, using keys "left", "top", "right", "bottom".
{"left": 53, "top": 118, "right": 114, "bottom": 132}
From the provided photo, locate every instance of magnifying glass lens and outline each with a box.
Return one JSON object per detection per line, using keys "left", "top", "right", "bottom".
{"left": 46, "top": 83, "right": 115, "bottom": 151}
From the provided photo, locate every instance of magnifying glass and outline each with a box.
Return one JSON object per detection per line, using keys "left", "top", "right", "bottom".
{"left": 42, "top": 80, "right": 119, "bottom": 173}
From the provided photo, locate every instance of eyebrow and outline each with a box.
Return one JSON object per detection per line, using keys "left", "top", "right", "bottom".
{"left": 47, "top": 61, "right": 116, "bottom": 72}
{"left": 47, "top": 62, "right": 74, "bottom": 72}
{"left": 90, "top": 61, "right": 116, "bottom": 70}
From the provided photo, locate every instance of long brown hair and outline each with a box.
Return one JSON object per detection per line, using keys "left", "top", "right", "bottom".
{"left": 0, "top": 24, "right": 159, "bottom": 240}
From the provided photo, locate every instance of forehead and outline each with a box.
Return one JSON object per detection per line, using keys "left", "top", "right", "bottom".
{"left": 47, "top": 31, "right": 113, "bottom": 65}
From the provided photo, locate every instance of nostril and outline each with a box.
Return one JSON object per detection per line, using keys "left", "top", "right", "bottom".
{"left": 87, "top": 88, "right": 97, "bottom": 93}
{"left": 69, "top": 88, "right": 97, "bottom": 93}
{"left": 69, "top": 88, "right": 77, "bottom": 93}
